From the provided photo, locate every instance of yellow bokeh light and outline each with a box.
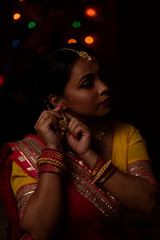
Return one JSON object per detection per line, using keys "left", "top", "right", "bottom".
{"left": 13, "top": 13, "right": 21, "bottom": 20}
{"left": 68, "top": 39, "right": 77, "bottom": 44}
{"left": 85, "top": 36, "right": 94, "bottom": 44}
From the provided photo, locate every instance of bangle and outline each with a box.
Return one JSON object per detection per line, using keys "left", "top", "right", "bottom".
{"left": 39, "top": 163, "right": 65, "bottom": 176}
{"left": 90, "top": 155, "right": 107, "bottom": 178}
{"left": 98, "top": 164, "right": 117, "bottom": 184}
{"left": 90, "top": 155, "right": 116, "bottom": 185}
{"left": 92, "top": 159, "right": 112, "bottom": 184}
{"left": 37, "top": 158, "right": 67, "bottom": 172}
{"left": 37, "top": 149, "right": 67, "bottom": 176}
{"left": 41, "top": 149, "right": 65, "bottom": 163}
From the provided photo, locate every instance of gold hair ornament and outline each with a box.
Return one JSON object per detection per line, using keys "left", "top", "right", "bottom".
{"left": 57, "top": 48, "right": 93, "bottom": 61}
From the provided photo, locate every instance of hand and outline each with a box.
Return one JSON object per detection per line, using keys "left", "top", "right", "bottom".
{"left": 65, "top": 112, "right": 92, "bottom": 156}
{"left": 34, "top": 107, "right": 63, "bottom": 149}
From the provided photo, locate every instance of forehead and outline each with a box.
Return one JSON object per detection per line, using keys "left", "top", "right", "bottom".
{"left": 69, "top": 58, "right": 99, "bottom": 81}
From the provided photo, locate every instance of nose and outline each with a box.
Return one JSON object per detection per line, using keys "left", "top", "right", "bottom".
{"left": 97, "top": 79, "right": 109, "bottom": 95}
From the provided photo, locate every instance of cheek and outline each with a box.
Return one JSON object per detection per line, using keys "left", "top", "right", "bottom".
{"left": 66, "top": 91, "right": 96, "bottom": 109}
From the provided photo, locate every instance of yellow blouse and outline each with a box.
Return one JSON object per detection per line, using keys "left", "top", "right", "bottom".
{"left": 11, "top": 122, "right": 150, "bottom": 196}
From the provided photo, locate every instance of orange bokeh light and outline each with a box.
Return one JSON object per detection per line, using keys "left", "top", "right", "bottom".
{"left": 68, "top": 39, "right": 77, "bottom": 44}
{"left": 13, "top": 13, "right": 21, "bottom": 20}
{"left": 85, "top": 36, "right": 94, "bottom": 44}
{"left": 85, "top": 8, "right": 96, "bottom": 17}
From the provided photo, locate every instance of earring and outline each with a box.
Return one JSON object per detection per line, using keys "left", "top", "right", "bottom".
{"left": 58, "top": 105, "right": 68, "bottom": 136}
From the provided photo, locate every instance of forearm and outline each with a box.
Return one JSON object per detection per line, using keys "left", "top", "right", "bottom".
{"left": 80, "top": 150, "right": 159, "bottom": 215}
{"left": 20, "top": 173, "right": 64, "bottom": 240}
{"left": 103, "top": 169, "right": 159, "bottom": 214}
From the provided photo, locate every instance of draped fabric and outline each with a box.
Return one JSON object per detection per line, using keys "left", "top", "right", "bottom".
{"left": 0, "top": 123, "right": 157, "bottom": 239}
{"left": 0, "top": 134, "right": 126, "bottom": 239}
{"left": 0, "top": 144, "right": 21, "bottom": 240}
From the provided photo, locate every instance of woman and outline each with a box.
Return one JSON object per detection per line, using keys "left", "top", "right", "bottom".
{"left": 0, "top": 43, "right": 159, "bottom": 240}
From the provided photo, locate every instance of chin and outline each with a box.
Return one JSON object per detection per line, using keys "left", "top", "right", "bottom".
{"left": 99, "top": 107, "right": 111, "bottom": 116}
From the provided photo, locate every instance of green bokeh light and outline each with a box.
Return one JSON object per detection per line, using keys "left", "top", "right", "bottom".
{"left": 28, "top": 21, "right": 36, "bottom": 28}
{"left": 72, "top": 21, "right": 81, "bottom": 28}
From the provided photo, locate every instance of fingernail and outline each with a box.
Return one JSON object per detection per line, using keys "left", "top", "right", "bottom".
{"left": 72, "top": 134, "right": 78, "bottom": 139}
{"left": 57, "top": 105, "right": 62, "bottom": 109}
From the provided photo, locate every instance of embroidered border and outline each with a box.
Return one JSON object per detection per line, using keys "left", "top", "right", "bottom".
{"left": 16, "top": 183, "right": 38, "bottom": 218}
{"left": 67, "top": 150, "right": 125, "bottom": 225}
{"left": 128, "top": 160, "right": 157, "bottom": 184}
{"left": 10, "top": 136, "right": 44, "bottom": 180}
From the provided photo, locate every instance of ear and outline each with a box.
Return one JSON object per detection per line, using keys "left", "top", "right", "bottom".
{"left": 48, "top": 94, "right": 63, "bottom": 108}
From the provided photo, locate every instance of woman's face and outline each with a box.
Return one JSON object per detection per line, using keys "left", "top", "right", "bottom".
{"left": 61, "top": 57, "right": 111, "bottom": 121}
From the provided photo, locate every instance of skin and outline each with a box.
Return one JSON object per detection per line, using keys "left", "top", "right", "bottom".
{"left": 20, "top": 57, "right": 159, "bottom": 240}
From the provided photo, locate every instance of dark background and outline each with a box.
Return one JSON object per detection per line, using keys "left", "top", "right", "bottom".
{"left": 0, "top": 0, "right": 160, "bottom": 239}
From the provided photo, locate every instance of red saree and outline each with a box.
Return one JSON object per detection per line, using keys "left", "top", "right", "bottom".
{"left": 0, "top": 134, "right": 127, "bottom": 240}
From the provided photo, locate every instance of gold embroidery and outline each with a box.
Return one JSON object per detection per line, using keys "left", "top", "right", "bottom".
{"left": 12, "top": 136, "right": 44, "bottom": 180}
{"left": 66, "top": 150, "right": 125, "bottom": 225}
{"left": 128, "top": 160, "right": 156, "bottom": 184}
{"left": 16, "top": 184, "right": 37, "bottom": 218}
{"left": 27, "top": 166, "right": 35, "bottom": 171}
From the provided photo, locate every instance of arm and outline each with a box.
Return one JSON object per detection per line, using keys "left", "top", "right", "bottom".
{"left": 65, "top": 114, "right": 159, "bottom": 216}
{"left": 19, "top": 108, "right": 66, "bottom": 240}
{"left": 79, "top": 150, "right": 158, "bottom": 214}
{"left": 20, "top": 171, "right": 64, "bottom": 240}
{"left": 102, "top": 166, "right": 158, "bottom": 214}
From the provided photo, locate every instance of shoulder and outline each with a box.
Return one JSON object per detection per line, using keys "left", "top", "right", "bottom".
{"left": 0, "top": 134, "right": 45, "bottom": 177}
{"left": 8, "top": 134, "right": 45, "bottom": 152}
{"left": 113, "top": 121, "right": 144, "bottom": 142}
{"left": 113, "top": 121, "right": 138, "bottom": 134}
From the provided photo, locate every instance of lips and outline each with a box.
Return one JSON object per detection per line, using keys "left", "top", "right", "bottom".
{"left": 99, "top": 97, "right": 110, "bottom": 107}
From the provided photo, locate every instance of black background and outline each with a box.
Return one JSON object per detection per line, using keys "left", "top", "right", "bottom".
{"left": 0, "top": 1, "right": 160, "bottom": 239}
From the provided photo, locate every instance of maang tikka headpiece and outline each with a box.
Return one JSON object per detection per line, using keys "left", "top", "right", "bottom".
{"left": 57, "top": 48, "right": 93, "bottom": 61}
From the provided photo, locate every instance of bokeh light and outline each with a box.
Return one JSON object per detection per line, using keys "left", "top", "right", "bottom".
{"left": 28, "top": 21, "right": 36, "bottom": 28}
{"left": 68, "top": 39, "right": 77, "bottom": 43}
{"left": 12, "top": 40, "right": 20, "bottom": 47}
{"left": 13, "top": 13, "right": 21, "bottom": 20}
{"left": 72, "top": 21, "right": 81, "bottom": 28}
{"left": 0, "top": 76, "right": 4, "bottom": 85}
{"left": 85, "top": 8, "right": 97, "bottom": 17}
{"left": 84, "top": 36, "right": 94, "bottom": 44}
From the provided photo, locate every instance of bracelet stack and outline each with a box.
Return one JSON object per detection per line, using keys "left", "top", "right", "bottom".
{"left": 37, "top": 148, "right": 67, "bottom": 176}
{"left": 91, "top": 155, "right": 117, "bottom": 185}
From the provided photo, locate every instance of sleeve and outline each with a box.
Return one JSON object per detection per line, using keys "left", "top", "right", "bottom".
{"left": 11, "top": 161, "right": 38, "bottom": 218}
{"left": 127, "top": 126, "right": 157, "bottom": 185}
{"left": 127, "top": 127, "right": 150, "bottom": 164}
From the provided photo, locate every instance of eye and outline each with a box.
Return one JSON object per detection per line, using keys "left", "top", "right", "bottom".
{"left": 80, "top": 79, "right": 93, "bottom": 89}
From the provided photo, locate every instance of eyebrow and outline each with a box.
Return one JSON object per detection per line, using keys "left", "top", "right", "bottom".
{"left": 78, "top": 73, "right": 94, "bottom": 84}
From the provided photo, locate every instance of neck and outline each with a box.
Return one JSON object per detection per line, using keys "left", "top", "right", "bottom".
{"left": 67, "top": 110, "right": 112, "bottom": 130}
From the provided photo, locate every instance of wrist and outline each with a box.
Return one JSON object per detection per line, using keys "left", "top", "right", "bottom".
{"left": 79, "top": 149, "right": 99, "bottom": 170}
{"left": 45, "top": 144, "right": 60, "bottom": 151}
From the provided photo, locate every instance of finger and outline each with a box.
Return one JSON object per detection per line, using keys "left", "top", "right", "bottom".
{"left": 64, "top": 112, "right": 74, "bottom": 120}
{"left": 71, "top": 125, "right": 83, "bottom": 139}
{"left": 36, "top": 114, "right": 59, "bottom": 131}
{"left": 68, "top": 118, "right": 80, "bottom": 132}
{"left": 53, "top": 105, "right": 63, "bottom": 112}
{"left": 37, "top": 110, "right": 62, "bottom": 123}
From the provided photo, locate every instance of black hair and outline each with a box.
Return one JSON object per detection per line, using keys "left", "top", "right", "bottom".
{"left": 36, "top": 43, "right": 97, "bottom": 99}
